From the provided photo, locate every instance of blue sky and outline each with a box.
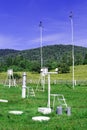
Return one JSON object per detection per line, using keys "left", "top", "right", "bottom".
{"left": 0, "top": 0, "right": 87, "bottom": 50}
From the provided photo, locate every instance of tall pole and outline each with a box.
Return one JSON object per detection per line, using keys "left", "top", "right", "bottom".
{"left": 39, "top": 21, "right": 43, "bottom": 69}
{"left": 69, "top": 12, "right": 74, "bottom": 89}
{"left": 47, "top": 74, "right": 50, "bottom": 108}
{"left": 47, "top": 71, "right": 58, "bottom": 108}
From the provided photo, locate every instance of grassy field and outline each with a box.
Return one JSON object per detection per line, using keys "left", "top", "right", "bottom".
{"left": 0, "top": 83, "right": 87, "bottom": 130}
{"left": 0, "top": 65, "right": 87, "bottom": 129}
{"left": 0, "top": 65, "right": 87, "bottom": 82}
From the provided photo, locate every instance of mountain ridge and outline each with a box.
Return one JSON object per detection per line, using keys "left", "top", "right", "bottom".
{"left": 0, "top": 44, "right": 87, "bottom": 72}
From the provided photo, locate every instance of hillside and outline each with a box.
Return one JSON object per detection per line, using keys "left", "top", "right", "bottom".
{"left": 0, "top": 44, "right": 87, "bottom": 62}
{"left": 22, "top": 44, "right": 87, "bottom": 65}
{"left": 0, "top": 44, "right": 87, "bottom": 72}
{"left": 0, "top": 49, "right": 20, "bottom": 61}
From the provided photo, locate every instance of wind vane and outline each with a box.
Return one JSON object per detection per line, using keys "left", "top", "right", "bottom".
{"left": 69, "top": 11, "right": 73, "bottom": 18}
{"left": 39, "top": 21, "right": 43, "bottom": 27}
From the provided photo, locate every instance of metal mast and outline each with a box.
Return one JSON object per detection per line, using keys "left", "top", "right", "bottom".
{"left": 39, "top": 21, "right": 43, "bottom": 69}
{"left": 69, "top": 12, "right": 74, "bottom": 89}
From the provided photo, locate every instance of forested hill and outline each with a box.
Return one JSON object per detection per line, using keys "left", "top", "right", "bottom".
{"left": 21, "top": 44, "right": 87, "bottom": 64}
{"left": 0, "top": 49, "right": 20, "bottom": 58}
{"left": 0, "top": 45, "right": 87, "bottom": 72}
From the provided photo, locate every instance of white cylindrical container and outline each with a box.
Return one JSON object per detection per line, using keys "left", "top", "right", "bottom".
{"left": 56, "top": 106, "right": 62, "bottom": 115}
{"left": 22, "top": 72, "right": 26, "bottom": 98}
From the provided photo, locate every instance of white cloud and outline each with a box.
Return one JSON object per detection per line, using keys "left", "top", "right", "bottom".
{"left": 74, "top": 39, "right": 87, "bottom": 47}
{"left": 0, "top": 33, "right": 87, "bottom": 51}
{"left": 0, "top": 34, "right": 41, "bottom": 50}
{"left": 0, "top": 35, "right": 23, "bottom": 50}
{"left": 31, "top": 33, "right": 67, "bottom": 43}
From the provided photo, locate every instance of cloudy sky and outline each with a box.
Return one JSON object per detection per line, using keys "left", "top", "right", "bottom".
{"left": 0, "top": 0, "right": 87, "bottom": 50}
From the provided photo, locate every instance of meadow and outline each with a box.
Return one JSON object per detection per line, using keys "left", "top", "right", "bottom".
{"left": 0, "top": 65, "right": 87, "bottom": 84}
{"left": 0, "top": 84, "right": 87, "bottom": 129}
{"left": 0, "top": 65, "right": 87, "bottom": 130}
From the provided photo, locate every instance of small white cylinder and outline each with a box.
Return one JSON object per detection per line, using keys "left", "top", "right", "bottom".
{"left": 22, "top": 72, "right": 26, "bottom": 98}
{"left": 56, "top": 106, "right": 62, "bottom": 115}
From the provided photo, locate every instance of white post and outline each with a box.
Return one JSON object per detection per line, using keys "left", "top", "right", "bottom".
{"left": 47, "top": 70, "right": 58, "bottom": 108}
{"left": 9, "top": 78, "right": 11, "bottom": 88}
{"left": 14, "top": 79, "right": 16, "bottom": 87}
{"left": 41, "top": 72, "right": 45, "bottom": 91}
{"left": 22, "top": 72, "right": 26, "bottom": 98}
{"left": 47, "top": 74, "right": 50, "bottom": 108}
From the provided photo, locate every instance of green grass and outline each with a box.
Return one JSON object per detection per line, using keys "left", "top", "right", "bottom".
{"left": 0, "top": 84, "right": 87, "bottom": 130}
{"left": 0, "top": 65, "right": 87, "bottom": 129}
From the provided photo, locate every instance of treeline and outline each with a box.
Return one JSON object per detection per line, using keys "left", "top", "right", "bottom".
{"left": 0, "top": 45, "right": 87, "bottom": 73}
{"left": 0, "top": 55, "right": 70, "bottom": 73}
{"left": 0, "top": 55, "right": 41, "bottom": 72}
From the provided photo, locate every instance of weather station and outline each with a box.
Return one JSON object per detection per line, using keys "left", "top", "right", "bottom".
{"left": 38, "top": 68, "right": 58, "bottom": 114}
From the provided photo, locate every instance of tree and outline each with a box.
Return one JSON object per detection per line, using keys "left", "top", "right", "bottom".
{"left": 58, "top": 63, "right": 70, "bottom": 73}
{"left": 83, "top": 54, "right": 87, "bottom": 64}
{"left": 31, "top": 61, "right": 40, "bottom": 73}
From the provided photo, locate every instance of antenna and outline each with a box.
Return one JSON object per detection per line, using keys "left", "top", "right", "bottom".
{"left": 69, "top": 11, "right": 74, "bottom": 89}
{"left": 39, "top": 21, "right": 43, "bottom": 69}
{"left": 36, "top": 22, "right": 45, "bottom": 92}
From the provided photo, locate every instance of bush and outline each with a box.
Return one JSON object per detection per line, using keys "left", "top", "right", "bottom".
{"left": 13, "top": 73, "right": 21, "bottom": 80}
{"left": 58, "top": 63, "right": 70, "bottom": 73}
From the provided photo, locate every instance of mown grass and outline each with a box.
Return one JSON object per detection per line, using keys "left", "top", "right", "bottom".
{"left": 0, "top": 64, "right": 87, "bottom": 129}
{"left": 0, "top": 65, "right": 87, "bottom": 82}
{"left": 0, "top": 83, "right": 87, "bottom": 130}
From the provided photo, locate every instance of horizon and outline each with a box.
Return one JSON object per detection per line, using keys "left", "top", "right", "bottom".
{"left": 0, "top": 0, "right": 87, "bottom": 50}
{"left": 1, "top": 44, "right": 87, "bottom": 51}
